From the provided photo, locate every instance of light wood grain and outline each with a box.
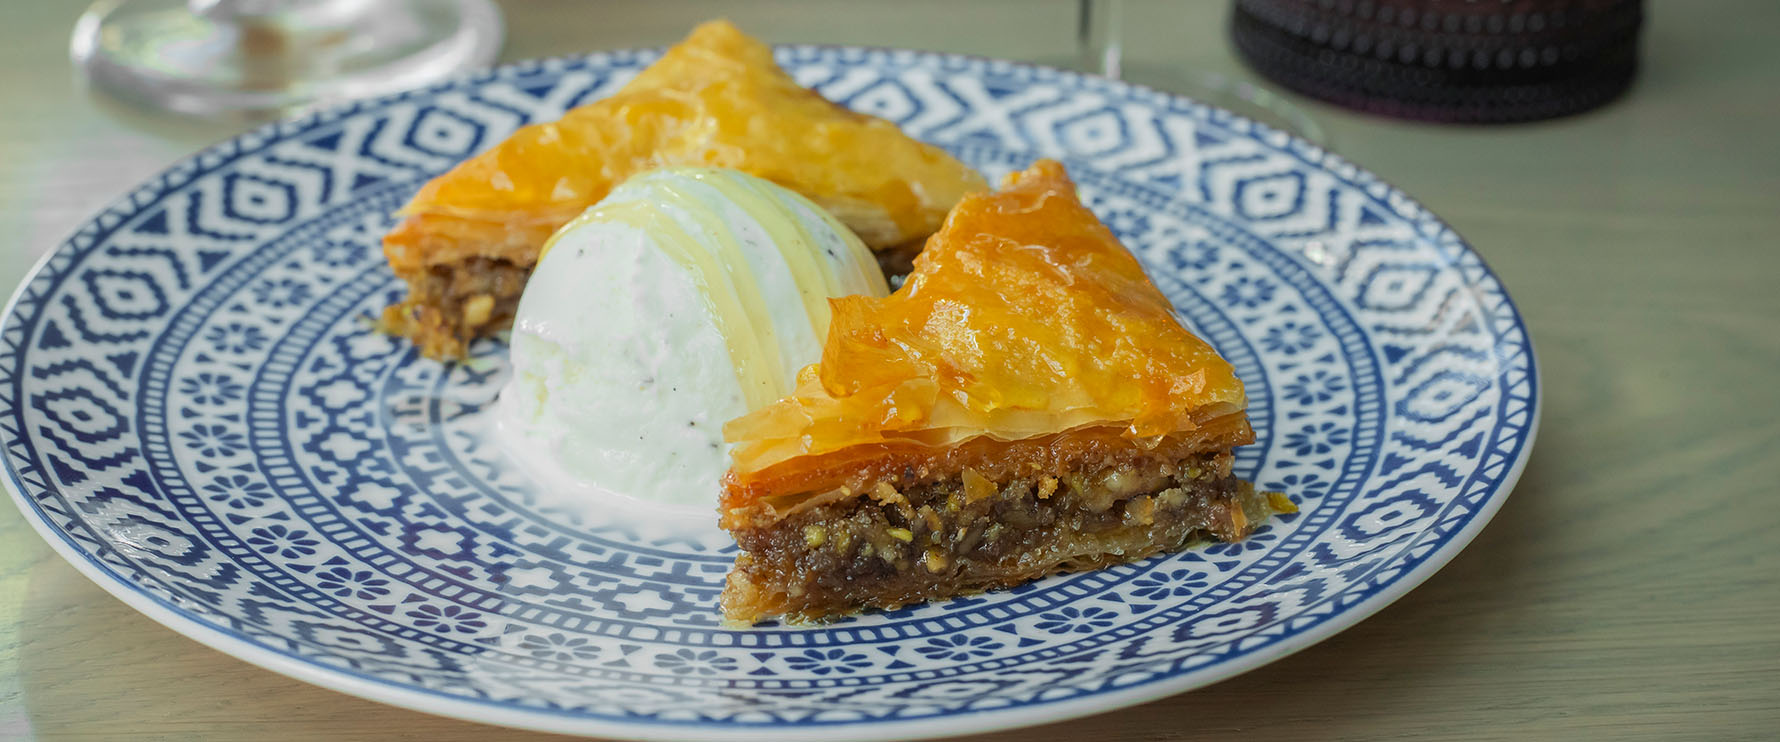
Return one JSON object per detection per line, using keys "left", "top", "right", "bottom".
{"left": 2, "top": 1, "right": 1778, "bottom": 739}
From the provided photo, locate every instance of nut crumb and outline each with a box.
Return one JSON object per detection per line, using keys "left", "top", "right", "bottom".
{"left": 923, "top": 549, "right": 948, "bottom": 573}
{"left": 962, "top": 468, "right": 996, "bottom": 502}
{"left": 462, "top": 294, "right": 496, "bottom": 326}
{"left": 870, "top": 481, "right": 908, "bottom": 507}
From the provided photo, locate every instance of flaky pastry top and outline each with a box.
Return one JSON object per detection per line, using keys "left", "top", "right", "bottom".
{"left": 723, "top": 160, "right": 1248, "bottom": 501}
{"left": 385, "top": 20, "right": 985, "bottom": 272}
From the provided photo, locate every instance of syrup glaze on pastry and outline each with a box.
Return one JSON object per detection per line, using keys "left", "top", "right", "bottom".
{"left": 382, "top": 20, "right": 985, "bottom": 358}
{"left": 718, "top": 160, "right": 1283, "bottom": 623}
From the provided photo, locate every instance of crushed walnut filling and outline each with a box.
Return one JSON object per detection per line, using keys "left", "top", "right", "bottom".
{"left": 379, "top": 257, "right": 530, "bottom": 359}
{"left": 721, "top": 451, "right": 1285, "bottom": 623}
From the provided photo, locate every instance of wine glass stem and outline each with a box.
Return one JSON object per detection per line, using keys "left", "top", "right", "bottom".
{"left": 1079, "top": 0, "right": 1124, "bottom": 79}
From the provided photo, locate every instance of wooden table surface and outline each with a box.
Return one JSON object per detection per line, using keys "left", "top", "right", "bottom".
{"left": 3, "top": 1, "right": 1776, "bottom": 739}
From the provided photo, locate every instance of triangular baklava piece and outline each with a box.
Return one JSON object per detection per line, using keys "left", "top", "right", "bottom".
{"left": 382, "top": 20, "right": 985, "bottom": 358}
{"left": 719, "top": 160, "right": 1291, "bottom": 623}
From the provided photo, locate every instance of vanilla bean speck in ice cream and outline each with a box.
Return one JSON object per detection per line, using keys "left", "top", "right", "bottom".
{"left": 497, "top": 168, "right": 889, "bottom": 507}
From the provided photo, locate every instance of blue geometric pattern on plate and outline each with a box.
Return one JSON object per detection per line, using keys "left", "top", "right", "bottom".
{"left": 0, "top": 44, "right": 1538, "bottom": 741}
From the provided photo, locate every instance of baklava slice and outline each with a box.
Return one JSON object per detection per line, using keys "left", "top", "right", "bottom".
{"left": 382, "top": 20, "right": 986, "bottom": 358}
{"left": 719, "top": 160, "right": 1292, "bottom": 623}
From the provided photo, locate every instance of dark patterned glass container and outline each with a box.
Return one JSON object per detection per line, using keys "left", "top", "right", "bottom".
{"left": 1231, "top": 0, "right": 1643, "bottom": 123}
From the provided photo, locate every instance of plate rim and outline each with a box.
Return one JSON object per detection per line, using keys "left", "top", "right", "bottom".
{"left": 2, "top": 43, "right": 1541, "bottom": 741}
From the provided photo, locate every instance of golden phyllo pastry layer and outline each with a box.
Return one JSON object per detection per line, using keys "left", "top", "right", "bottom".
{"left": 382, "top": 20, "right": 986, "bottom": 358}
{"left": 723, "top": 159, "right": 1250, "bottom": 505}
{"left": 717, "top": 160, "right": 1275, "bottom": 623}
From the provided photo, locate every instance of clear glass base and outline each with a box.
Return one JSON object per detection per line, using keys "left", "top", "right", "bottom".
{"left": 1076, "top": 0, "right": 1327, "bottom": 148}
{"left": 70, "top": 0, "right": 504, "bottom": 119}
{"left": 1151, "top": 67, "right": 1330, "bottom": 148}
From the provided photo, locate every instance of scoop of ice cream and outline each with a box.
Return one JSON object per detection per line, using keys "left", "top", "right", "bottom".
{"left": 499, "top": 167, "right": 889, "bottom": 507}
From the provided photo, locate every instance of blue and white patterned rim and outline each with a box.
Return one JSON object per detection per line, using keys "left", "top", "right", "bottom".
{"left": 2, "top": 45, "right": 1538, "bottom": 741}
